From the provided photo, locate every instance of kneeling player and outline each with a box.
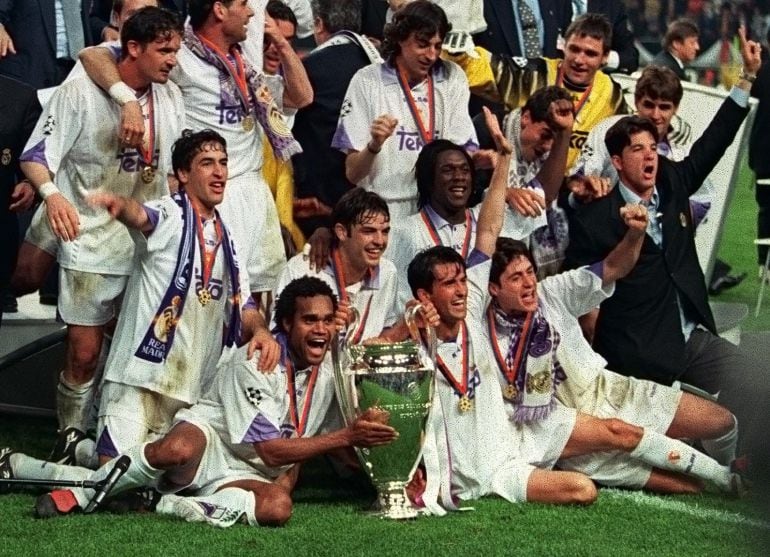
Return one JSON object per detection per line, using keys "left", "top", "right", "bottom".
{"left": 4, "top": 277, "right": 396, "bottom": 526}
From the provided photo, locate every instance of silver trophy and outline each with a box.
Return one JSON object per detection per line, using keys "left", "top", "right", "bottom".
{"left": 332, "top": 305, "right": 436, "bottom": 519}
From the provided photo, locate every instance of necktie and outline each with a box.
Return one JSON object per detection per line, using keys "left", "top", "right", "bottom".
{"left": 572, "top": 0, "right": 587, "bottom": 18}
{"left": 61, "top": 0, "right": 86, "bottom": 59}
{"left": 518, "top": 1, "right": 541, "bottom": 58}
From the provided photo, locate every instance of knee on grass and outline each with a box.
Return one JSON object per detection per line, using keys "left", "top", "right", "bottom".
{"left": 255, "top": 487, "right": 292, "bottom": 526}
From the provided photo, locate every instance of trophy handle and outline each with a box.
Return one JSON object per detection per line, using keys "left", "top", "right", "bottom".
{"left": 339, "top": 306, "right": 361, "bottom": 350}
{"left": 405, "top": 303, "right": 436, "bottom": 363}
{"left": 331, "top": 306, "right": 362, "bottom": 426}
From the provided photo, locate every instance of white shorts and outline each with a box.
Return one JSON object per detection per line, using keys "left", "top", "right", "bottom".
{"left": 58, "top": 269, "right": 127, "bottom": 326}
{"left": 556, "top": 375, "right": 682, "bottom": 489}
{"left": 484, "top": 457, "right": 536, "bottom": 504}
{"left": 218, "top": 172, "right": 285, "bottom": 293}
{"left": 24, "top": 205, "right": 58, "bottom": 256}
{"left": 96, "top": 381, "right": 188, "bottom": 458}
{"left": 173, "top": 416, "right": 274, "bottom": 496}
{"left": 510, "top": 403, "right": 577, "bottom": 470}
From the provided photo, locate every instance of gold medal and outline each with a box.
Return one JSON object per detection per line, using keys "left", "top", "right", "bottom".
{"left": 197, "top": 287, "right": 212, "bottom": 306}
{"left": 458, "top": 394, "right": 473, "bottom": 413}
{"left": 503, "top": 383, "right": 518, "bottom": 400}
{"left": 242, "top": 115, "right": 254, "bottom": 132}
{"left": 141, "top": 165, "right": 156, "bottom": 184}
{"left": 679, "top": 212, "right": 687, "bottom": 228}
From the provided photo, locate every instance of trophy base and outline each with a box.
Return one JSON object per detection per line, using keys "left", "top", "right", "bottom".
{"left": 367, "top": 485, "right": 420, "bottom": 520}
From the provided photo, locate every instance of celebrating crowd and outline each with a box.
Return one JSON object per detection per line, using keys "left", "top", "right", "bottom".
{"left": 0, "top": 0, "right": 768, "bottom": 528}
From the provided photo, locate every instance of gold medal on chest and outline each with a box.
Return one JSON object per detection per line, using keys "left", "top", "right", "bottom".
{"left": 197, "top": 287, "right": 212, "bottom": 306}
{"left": 242, "top": 115, "right": 255, "bottom": 132}
{"left": 503, "top": 383, "right": 518, "bottom": 400}
{"left": 458, "top": 394, "right": 473, "bottom": 413}
{"left": 141, "top": 165, "right": 156, "bottom": 184}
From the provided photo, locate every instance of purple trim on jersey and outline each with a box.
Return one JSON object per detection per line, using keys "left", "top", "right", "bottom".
{"left": 690, "top": 200, "right": 711, "bottom": 228}
{"left": 526, "top": 177, "right": 544, "bottom": 191}
{"left": 242, "top": 413, "right": 282, "bottom": 443}
{"left": 466, "top": 248, "right": 489, "bottom": 268}
{"left": 588, "top": 261, "right": 604, "bottom": 279}
{"left": 19, "top": 139, "right": 48, "bottom": 168}
{"left": 107, "top": 44, "right": 122, "bottom": 60}
{"left": 143, "top": 205, "right": 160, "bottom": 232}
{"left": 461, "top": 137, "right": 479, "bottom": 153}
{"left": 331, "top": 125, "right": 355, "bottom": 152}
{"left": 243, "top": 295, "right": 257, "bottom": 312}
{"left": 96, "top": 426, "right": 119, "bottom": 458}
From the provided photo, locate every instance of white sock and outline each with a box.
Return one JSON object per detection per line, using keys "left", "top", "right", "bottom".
{"left": 630, "top": 429, "right": 733, "bottom": 491}
{"left": 57, "top": 372, "right": 95, "bottom": 432}
{"left": 701, "top": 415, "right": 739, "bottom": 465}
{"left": 74, "top": 439, "right": 99, "bottom": 469}
{"left": 155, "top": 488, "right": 257, "bottom": 528}
{"left": 9, "top": 453, "right": 91, "bottom": 483}
{"left": 70, "top": 443, "right": 163, "bottom": 508}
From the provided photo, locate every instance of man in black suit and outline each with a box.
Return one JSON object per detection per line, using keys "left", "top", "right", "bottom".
{"left": 0, "top": 0, "right": 93, "bottom": 89}
{"left": 651, "top": 18, "right": 700, "bottom": 81}
{"left": 474, "top": 0, "right": 571, "bottom": 59}
{"left": 565, "top": 28, "right": 765, "bottom": 465}
{"left": 0, "top": 75, "right": 41, "bottom": 324}
{"left": 292, "top": 0, "right": 382, "bottom": 236}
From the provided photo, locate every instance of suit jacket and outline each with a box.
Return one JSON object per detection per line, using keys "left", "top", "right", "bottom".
{"left": 474, "top": 0, "right": 571, "bottom": 59}
{"left": 651, "top": 49, "right": 686, "bottom": 80}
{"left": 0, "top": 75, "right": 41, "bottom": 285}
{"left": 0, "top": 0, "right": 93, "bottom": 89}
{"left": 88, "top": 0, "right": 186, "bottom": 41}
{"left": 586, "top": 0, "right": 639, "bottom": 74}
{"left": 564, "top": 95, "right": 748, "bottom": 385}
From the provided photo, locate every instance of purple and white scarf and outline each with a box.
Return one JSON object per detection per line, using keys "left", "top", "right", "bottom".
{"left": 135, "top": 191, "right": 242, "bottom": 363}
{"left": 184, "top": 26, "right": 302, "bottom": 161}
{"left": 493, "top": 301, "right": 566, "bottom": 423}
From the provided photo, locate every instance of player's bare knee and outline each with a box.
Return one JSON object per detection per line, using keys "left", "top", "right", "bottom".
{"left": 67, "top": 347, "right": 101, "bottom": 379}
{"left": 711, "top": 406, "right": 736, "bottom": 437}
{"left": 606, "top": 418, "right": 642, "bottom": 451}
{"left": 569, "top": 476, "right": 598, "bottom": 505}
{"left": 148, "top": 436, "right": 199, "bottom": 469}
{"left": 256, "top": 489, "right": 292, "bottom": 526}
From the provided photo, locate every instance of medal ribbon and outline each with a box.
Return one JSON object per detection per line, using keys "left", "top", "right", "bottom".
{"left": 139, "top": 89, "right": 156, "bottom": 168}
{"left": 197, "top": 34, "right": 252, "bottom": 116}
{"left": 556, "top": 63, "right": 593, "bottom": 116}
{"left": 191, "top": 201, "right": 223, "bottom": 295}
{"left": 330, "top": 249, "right": 372, "bottom": 343}
{"left": 419, "top": 209, "right": 473, "bottom": 259}
{"left": 433, "top": 322, "right": 469, "bottom": 398}
{"left": 486, "top": 306, "right": 532, "bottom": 387}
{"left": 396, "top": 64, "right": 435, "bottom": 145}
{"left": 286, "top": 360, "right": 319, "bottom": 437}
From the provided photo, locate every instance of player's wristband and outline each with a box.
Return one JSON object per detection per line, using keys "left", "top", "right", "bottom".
{"left": 108, "top": 82, "right": 138, "bottom": 106}
{"left": 39, "top": 181, "right": 60, "bottom": 200}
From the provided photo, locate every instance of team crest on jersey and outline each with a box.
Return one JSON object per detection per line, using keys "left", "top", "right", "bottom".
{"left": 1, "top": 148, "right": 10, "bottom": 166}
{"left": 42, "top": 115, "right": 56, "bottom": 136}
{"left": 245, "top": 387, "right": 263, "bottom": 407}
{"left": 569, "top": 130, "right": 589, "bottom": 151}
{"left": 340, "top": 98, "right": 352, "bottom": 118}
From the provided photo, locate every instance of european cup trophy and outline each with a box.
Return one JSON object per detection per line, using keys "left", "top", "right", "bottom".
{"left": 331, "top": 305, "right": 436, "bottom": 519}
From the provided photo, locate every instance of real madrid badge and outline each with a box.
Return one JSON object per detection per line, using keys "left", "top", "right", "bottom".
{"left": 141, "top": 165, "right": 156, "bottom": 184}
{"left": 458, "top": 394, "right": 473, "bottom": 413}
{"left": 197, "top": 287, "right": 212, "bottom": 306}
{"left": 242, "top": 115, "right": 254, "bottom": 132}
